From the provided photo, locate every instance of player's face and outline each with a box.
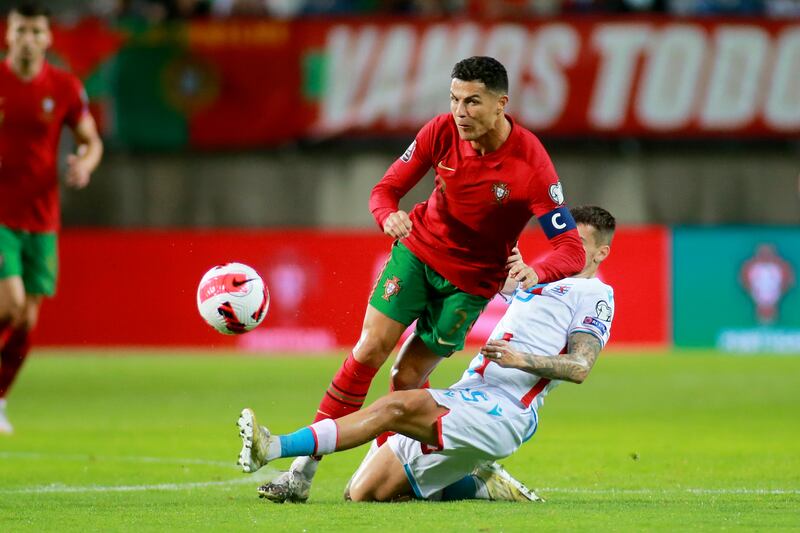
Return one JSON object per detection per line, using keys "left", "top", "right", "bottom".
{"left": 450, "top": 79, "right": 507, "bottom": 141}
{"left": 6, "top": 13, "right": 51, "bottom": 63}
{"left": 577, "top": 223, "right": 610, "bottom": 271}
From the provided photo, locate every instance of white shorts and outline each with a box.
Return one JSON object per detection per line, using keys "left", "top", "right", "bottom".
{"left": 387, "top": 383, "right": 538, "bottom": 499}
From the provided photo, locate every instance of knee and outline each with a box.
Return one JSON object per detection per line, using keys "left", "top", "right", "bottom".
{"left": 353, "top": 330, "right": 396, "bottom": 367}
{"left": 374, "top": 391, "right": 413, "bottom": 425}
{"left": 348, "top": 479, "right": 393, "bottom": 502}
{"left": 390, "top": 364, "right": 426, "bottom": 391}
{"left": 0, "top": 300, "right": 24, "bottom": 326}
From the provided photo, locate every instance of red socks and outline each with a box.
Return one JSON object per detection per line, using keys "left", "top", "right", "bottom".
{"left": 313, "top": 352, "right": 380, "bottom": 423}
{"left": 0, "top": 328, "right": 31, "bottom": 398}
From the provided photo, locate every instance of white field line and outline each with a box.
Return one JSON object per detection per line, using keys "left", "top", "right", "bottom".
{"left": 0, "top": 451, "right": 273, "bottom": 494}
{"left": 0, "top": 451, "right": 234, "bottom": 468}
{"left": 1, "top": 452, "right": 797, "bottom": 497}
{"left": 538, "top": 487, "right": 800, "bottom": 496}
{"left": 0, "top": 476, "right": 268, "bottom": 494}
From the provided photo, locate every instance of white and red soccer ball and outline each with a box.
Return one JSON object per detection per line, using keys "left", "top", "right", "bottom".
{"left": 196, "top": 263, "right": 269, "bottom": 335}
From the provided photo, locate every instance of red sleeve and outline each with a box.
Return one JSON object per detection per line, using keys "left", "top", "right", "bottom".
{"left": 532, "top": 229, "right": 585, "bottom": 283}
{"left": 525, "top": 137, "right": 585, "bottom": 282}
{"left": 65, "top": 74, "right": 89, "bottom": 129}
{"left": 369, "top": 117, "right": 437, "bottom": 230}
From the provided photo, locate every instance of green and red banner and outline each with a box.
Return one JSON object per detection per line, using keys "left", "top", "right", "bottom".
{"left": 12, "top": 17, "right": 798, "bottom": 148}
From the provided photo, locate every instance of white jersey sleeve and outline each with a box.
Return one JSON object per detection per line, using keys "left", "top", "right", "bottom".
{"left": 567, "top": 282, "right": 615, "bottom": 347}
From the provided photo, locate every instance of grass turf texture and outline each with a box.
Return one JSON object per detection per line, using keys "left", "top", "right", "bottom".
{"left": 1, "top": 351, "right": 798, "bottom": 531}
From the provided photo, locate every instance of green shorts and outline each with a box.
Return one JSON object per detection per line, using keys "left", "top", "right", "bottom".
{"left": 0, "top": 225, "right": 58, "bottom": 296}
{"left": 369, "top": 241, "right": 489, "bottom": 357}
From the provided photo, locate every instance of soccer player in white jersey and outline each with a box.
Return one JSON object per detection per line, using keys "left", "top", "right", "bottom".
{"left": 236, "top": 206, "right": 616, "bottom": 502}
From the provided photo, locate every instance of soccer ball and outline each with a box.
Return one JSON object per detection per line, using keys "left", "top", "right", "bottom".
{"left": 197, "top": 263, "right": 269, "bottom": 335}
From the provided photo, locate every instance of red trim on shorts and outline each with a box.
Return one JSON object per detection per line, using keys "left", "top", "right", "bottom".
{"left": 309, "top": 425, "right": 319, "bottom": 455}
{"left": 421, "top": 409, "right": 448, "bottom": 454}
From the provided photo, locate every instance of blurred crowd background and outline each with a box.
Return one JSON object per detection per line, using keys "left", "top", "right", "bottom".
{"left": 3, "top": 0, "right": 800, "bottom": 20}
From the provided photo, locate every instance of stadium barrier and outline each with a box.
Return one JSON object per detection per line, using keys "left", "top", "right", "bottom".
{"left": 35, "top": 227, "right": 669, "bottom": 350}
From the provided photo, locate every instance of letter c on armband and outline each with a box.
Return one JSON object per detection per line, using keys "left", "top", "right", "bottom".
{"left": 538, "top": 206, "right": 576, "bottom": 239}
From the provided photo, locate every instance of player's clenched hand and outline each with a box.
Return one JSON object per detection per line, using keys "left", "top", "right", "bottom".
{"left": 65, "top": 154, "right": 91, "bottom": 189}
{"left": 383, "top": 210, "right": 413, "bottom": 239}
{"left": 506, "top": 247, "right": 539, "bottom": 290}
{"left": 480, "top": 339, "right": 524, "bottom": 369}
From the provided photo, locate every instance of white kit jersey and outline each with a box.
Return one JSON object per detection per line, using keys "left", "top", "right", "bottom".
{"left": 455, "top": 277, "right": 615, "bottom": 410}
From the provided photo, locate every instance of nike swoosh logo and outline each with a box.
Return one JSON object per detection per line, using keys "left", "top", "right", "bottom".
{"left": 436, "top": 337, "right": 457, "bottom": 346}
{"left": 437, "top": 161, "right": 455, "bottom": 172}
{"left": 232, "top": 278, "right": 257, "bottom": 287}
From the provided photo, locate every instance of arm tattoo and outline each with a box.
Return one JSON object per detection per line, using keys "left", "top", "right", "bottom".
{"left": 517, "top": 332, "right": 602, "bottom": 384}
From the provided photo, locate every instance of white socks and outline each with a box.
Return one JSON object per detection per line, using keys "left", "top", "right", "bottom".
{"left": 309, "top": 418, "right": 338, "bottom": 455}
{"left": 291, "top": 455, "right": 320, "bottom": 479}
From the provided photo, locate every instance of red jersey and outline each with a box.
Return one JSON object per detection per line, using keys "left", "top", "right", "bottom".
{"left": 0, "top": 60, "right": 89, "bottom": 232}
{"left": 370, "top": 113, "right": 584, "bottom": 299}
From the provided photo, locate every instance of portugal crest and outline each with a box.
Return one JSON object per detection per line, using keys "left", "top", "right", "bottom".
{"left": 740, "top": 244, "right": 795, "bottom": 324}
{"left": 492, "top": 182, "right": 510, "bottom": 204}
{"left": 383, "top": 276, "right": 402, "bottom": 301}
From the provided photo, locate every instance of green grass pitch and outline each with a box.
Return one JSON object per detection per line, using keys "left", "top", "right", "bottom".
{"left": 1, "top": 350, "right": 799, "bottom": 531}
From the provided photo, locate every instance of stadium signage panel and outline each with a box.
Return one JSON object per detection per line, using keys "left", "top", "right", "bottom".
{"left": 673, "top": 227, "right": 800, "bottom": 353}
{"left": 34, "top": 228, "right": 668, "bottom": 350}
{"left": 309, "top": 19, "right": 800, "bottom": 137}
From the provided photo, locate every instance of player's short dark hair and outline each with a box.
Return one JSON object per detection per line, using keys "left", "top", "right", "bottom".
{"left": 10, "top": 1, "right": 51, "bottom": 18}
{"left": 451, "top": 56, "right": 508, "bottom": 94}
{"left": 572, "top": 206, "right": 616, "bottom": 245}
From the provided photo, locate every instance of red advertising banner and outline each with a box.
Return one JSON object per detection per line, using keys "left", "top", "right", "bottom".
{"left": 298, "top": 18, "right": 800, "bottom": 139}
{"left": 34, "top": 228, "right": 668, "bottom": 350}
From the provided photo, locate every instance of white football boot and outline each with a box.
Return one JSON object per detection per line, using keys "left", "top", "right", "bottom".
{"left": 473, "top": 462, "right": 544, "bottom": 502}
{"left": 257, "top": 469, "right": 312, "bottom": 503}
{"left": 236, "top": 408, "right": 273, "bottom": 474}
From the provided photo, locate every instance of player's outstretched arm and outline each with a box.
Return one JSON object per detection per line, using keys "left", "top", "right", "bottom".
{"left": 65, "top": 114, "right": 103, "bottom": 189}
{"left": 480, "top": 331, "right": 602, "bottom": 384}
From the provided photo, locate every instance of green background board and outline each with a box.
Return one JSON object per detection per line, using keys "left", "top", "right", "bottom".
{"left": 110, "top": 25, "right": 188, "bottom": 149}
{"left": 673, "top": 226, "right": 800, "bottom": 351}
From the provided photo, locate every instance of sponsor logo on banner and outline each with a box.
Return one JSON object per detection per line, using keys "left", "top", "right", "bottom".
{"left": 316, "top": 20, "right": 800, "bottom": 137}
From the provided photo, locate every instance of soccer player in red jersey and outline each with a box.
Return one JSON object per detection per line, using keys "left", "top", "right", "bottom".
{"left": 0, "top": 3, "right": 103, "bottom": 434}
{"left": 259, "top": 56, "right": 584, "bottom": 501}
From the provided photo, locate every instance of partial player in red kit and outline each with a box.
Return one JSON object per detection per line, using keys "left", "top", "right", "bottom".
{"left": 0, "top": 2, "right": 103, "bottom": 434}
{"left": 255, "top": 56, "right": 584, "bottom": 501}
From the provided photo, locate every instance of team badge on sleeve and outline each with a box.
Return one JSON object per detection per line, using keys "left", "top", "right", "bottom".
{"left": 383, "top": 276, "right": 402, "bottom": 301}
{"left": 549, "top": 284, "right": 572, "bottom": 296}
{"left": 549, "top": 181, "right": 564, "bottom": 205}
{"left": 400, "top": 141, "right": 416, "bottom": 163}
{"left": 595, "top": 300, "right": 613, "bottom": 321}
{"left": 582, "top": 316, "right": 608, "bottom": 336}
